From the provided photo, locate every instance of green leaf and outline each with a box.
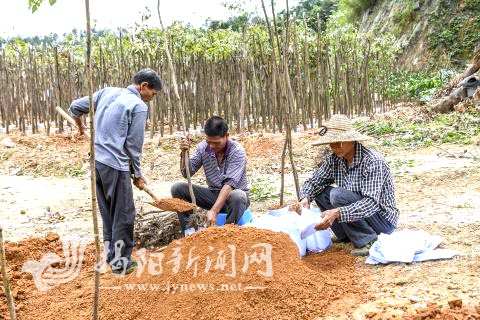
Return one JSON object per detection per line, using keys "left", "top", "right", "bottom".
{"left": 28, "top": 0, "right": 57, "bottom": 13}
{"left": 28, "top": 0, "right": 42, "bottom": 13}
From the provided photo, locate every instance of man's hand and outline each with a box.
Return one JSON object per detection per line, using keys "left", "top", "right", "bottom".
{"left": 288, "top": 202, "right": 302, "bottom": 215}
{"left": 206, "top": 209, "right": 218, "bottom": 227}
{"left": 78, "top": 125, "right": 87, "bottom": 137}
{"left": 74, "top": 116, "right": 87, "bottom": 137}
{"left": 315, "top": 208, "right": 340, "bottom": 230}
{"left": 300, "top": 197, "right": 310, "bottom": 209}
{"left": 133, "top": 176, "right": 147, "bottom": 190}
{"left": 179, "top": 137, "right": 191, "bottom": 152}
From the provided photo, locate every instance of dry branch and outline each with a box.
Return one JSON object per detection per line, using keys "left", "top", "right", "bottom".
{"left": 134, "top": 211, "right": 181, "bottom": 247}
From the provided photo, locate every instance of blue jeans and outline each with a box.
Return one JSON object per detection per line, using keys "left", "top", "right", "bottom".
{"left": 314, "top": 186, "right": 394, "bottom": 248}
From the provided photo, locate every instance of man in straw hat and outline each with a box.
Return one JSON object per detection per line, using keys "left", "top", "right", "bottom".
{"left": 299, "top": 114, "right": 399, "bottom": 256}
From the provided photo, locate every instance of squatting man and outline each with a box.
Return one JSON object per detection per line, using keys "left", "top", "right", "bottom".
{"left": 171, "top": 116, "right": 250, "bottom": 234}
{"left": 299, "top": 114, "right": 400, "bottom": 256}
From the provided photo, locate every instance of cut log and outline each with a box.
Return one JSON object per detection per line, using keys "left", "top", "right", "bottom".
{"left": 429, "top": 86, "right": 467, "bottom": 113}
{"left": 429, "top": 47, "right": 480, "bottom": 113}
{"left": 187, "top": 209, "right": 207, "bottom": 229}
{"left": 134, "top": 210, "right": 182, "bottom": 248}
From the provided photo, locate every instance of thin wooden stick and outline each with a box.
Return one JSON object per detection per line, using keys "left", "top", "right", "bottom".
{"left": 157, "top": 0, "right": 197, "bottom": 207}
{"left": 83, "top": 0, "right": 101, "bottom": 319}
{"left": 0, "top": 227, "right": 17, "bottom": 320}
{"left": 142, "top": 186, "right": 160, "bottom": 201}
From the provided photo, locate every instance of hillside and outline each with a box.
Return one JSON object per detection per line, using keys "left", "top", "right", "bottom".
{"left": 358, "top": 0, "right": 480, "bottom": 70}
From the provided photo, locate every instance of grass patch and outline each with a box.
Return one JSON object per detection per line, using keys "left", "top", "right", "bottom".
{"left": 68, "top": 167, "right": 86, "bottom": 177}
{"left": 249, "top": 176, "right": 288, "bottom": 202}
{"left": 388, "top": 159, "right": 416, "bottom": 170}
{"left": 356, "top": 109, "right": 480, "bottom": 148}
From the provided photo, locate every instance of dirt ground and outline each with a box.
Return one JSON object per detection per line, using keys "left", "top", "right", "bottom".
{"left": 1, "top": 117, "right": 480, "bottom": 319}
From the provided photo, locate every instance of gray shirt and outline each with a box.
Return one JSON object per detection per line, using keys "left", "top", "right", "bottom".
{"left": 69, "top": 85, "right": 148, "bottom": 177}
{"left": 182, "top": 140, "right": 249, "bottom": 191}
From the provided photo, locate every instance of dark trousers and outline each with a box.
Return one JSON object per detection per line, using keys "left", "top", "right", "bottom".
{"left": 171, "top": 182, "right": 250, "bottom": 231}
{"left": 314, "top": 186, "right": 394, "bottom": 248}
{"left": 95, "top": 161, "right": 135, "bottom": 269}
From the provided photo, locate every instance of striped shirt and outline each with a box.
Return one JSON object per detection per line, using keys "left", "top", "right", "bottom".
{"left": 182, "top": 140, "right": 249, "bottom": 191}
{"left": 300, "top": 143, "right": 399, "bottom": 226}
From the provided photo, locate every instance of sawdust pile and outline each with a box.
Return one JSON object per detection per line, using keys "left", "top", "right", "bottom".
{"left": 150, "top": 198, "right": 197, "bottom": 212}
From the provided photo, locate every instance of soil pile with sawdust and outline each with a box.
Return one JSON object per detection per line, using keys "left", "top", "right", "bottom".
{"left": 151, "top": 198, "right": 197, "bottom": 212}
{"left": 1, "top": 227, "right": 368, "bottom": 320}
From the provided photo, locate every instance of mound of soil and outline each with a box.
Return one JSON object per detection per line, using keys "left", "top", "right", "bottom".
{"left": 99, "top": 226, "right": 369, "bottom": 320}
{"left": 1, "top": 226, "right": 369, "bottom": 320}
{"left": 0, "top": 234, "right": 97, "bottom": 319}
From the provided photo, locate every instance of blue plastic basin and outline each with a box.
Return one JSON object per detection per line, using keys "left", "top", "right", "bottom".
{"left": 216, "top": 208, "right": 253, "bottom": 226}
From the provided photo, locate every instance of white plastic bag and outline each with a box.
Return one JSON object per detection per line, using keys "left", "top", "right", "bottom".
{"left": 299, "top": 208, "right": 332, "bottom": 253}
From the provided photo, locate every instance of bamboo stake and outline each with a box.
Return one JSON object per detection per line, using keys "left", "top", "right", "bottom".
{"left": 0, "top": 19, "right": 406, "bottom": 134}
{"left": 282, "top": 2, "right": 300, "bottom": 199}
{"left": 0, "top": 227, "right": 17, "bottom": 320}
{"left": 83, "top": 0, "right": 101, "bottom": 319}
{"left": 157, "top": 0, "right": 196, "bottom": 207}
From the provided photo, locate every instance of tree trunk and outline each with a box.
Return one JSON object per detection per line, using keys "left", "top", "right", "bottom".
{"left": 430, "top": 48, "right": 480, "bottom": 113}
{"left": 157, "top": 0, "right": 197, "bottom": 207}
{"left": 430, "top": 86, "right": 468, "bottom": 113}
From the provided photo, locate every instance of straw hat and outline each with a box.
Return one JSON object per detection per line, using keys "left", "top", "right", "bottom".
{"left": 312, "top": 114, "right": 372, "bottom": 146}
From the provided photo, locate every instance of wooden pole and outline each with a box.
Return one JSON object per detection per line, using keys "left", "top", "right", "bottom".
{"left": 83, "top": 0, "right": 101, "bottom": 319}
{"left": 0, "top": 227, "right": 17, "bottom": 320}
{"left": 157, "top": 0, "right": 197, "bottom": 206}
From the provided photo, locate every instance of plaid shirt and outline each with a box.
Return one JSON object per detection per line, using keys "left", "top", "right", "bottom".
{"left": 182, "top": 140, "right": 249, "bottom": 191}
{"left": 300, "top": 143, "right": 399, "bottom": 226}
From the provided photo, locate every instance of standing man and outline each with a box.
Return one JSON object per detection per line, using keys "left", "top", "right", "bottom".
{"left": 69, "top": 68, "right": 162, "bottom": 273}
{"left": 300, "top": 114, "right": 399, "bottom": 256}
{"left": 171, "top": 116, "right": 249, "bottom": 233}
